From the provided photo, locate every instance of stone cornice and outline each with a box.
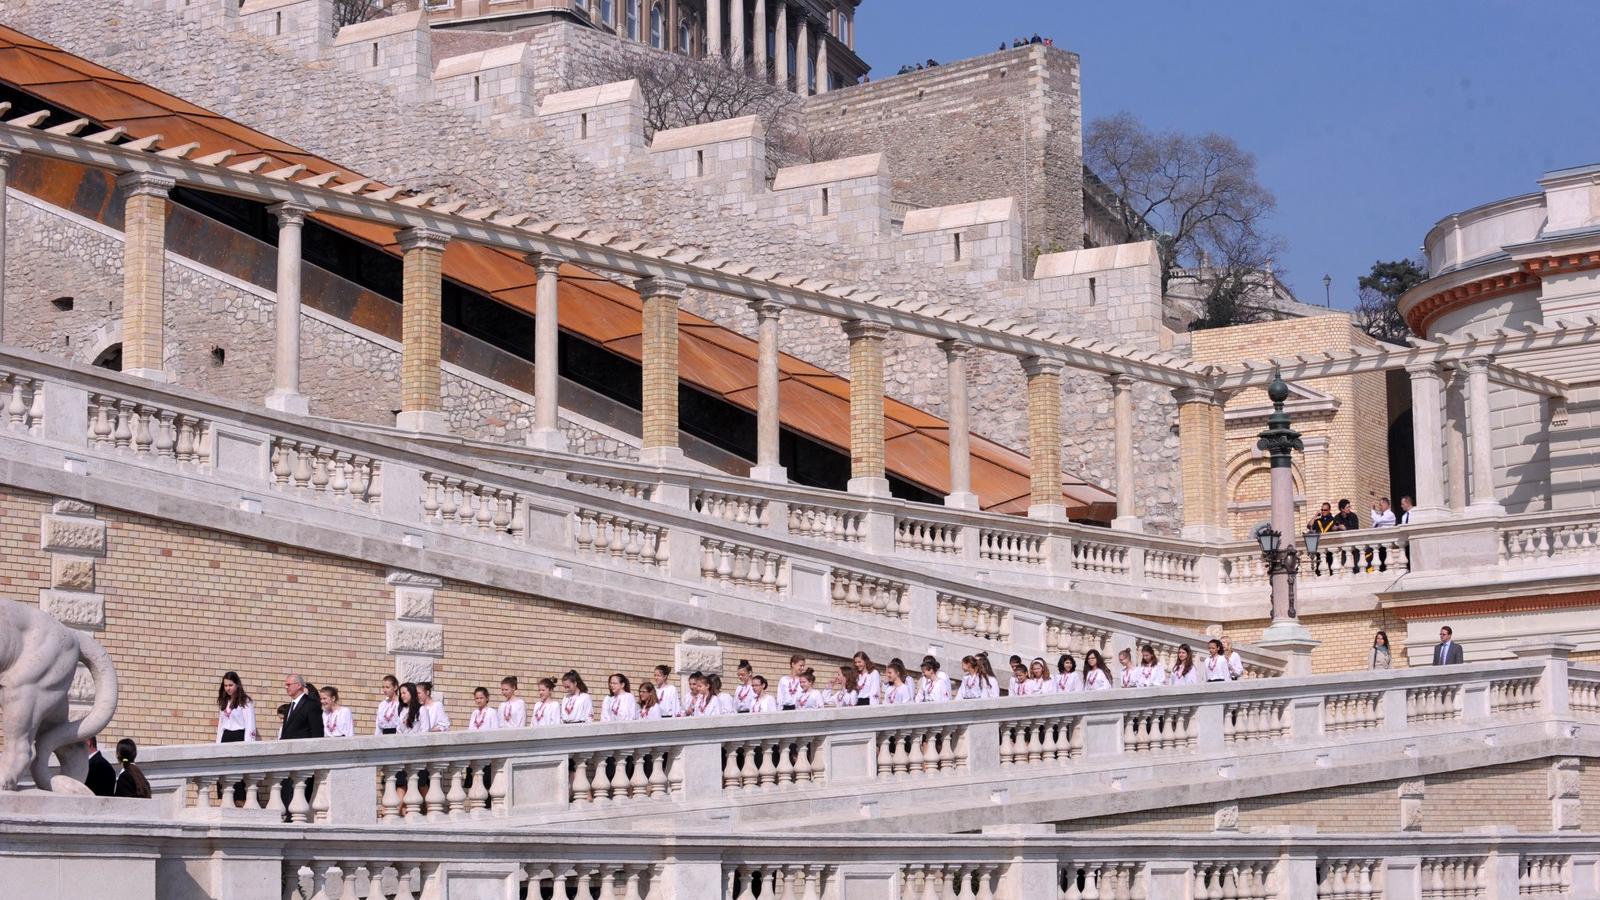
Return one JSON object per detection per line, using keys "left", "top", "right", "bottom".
{"left": 1402, "top": 269, "right": 1539, "bottom": 335}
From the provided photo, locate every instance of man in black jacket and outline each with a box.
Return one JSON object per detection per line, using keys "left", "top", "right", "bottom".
{"left": 82, "top": 736, "right": 116, "bottom": 796}
{"left": 278, "top": 674, "right": 324, "bottom": 740}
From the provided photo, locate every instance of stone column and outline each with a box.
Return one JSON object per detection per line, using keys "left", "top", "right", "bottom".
{"left": 637, "top": 276, "right": 685, "bottom": 464}
{"left": 728, "top": 0, "right": 745, "bottom": 67}
{"left": 1109, "top": 374, "right": 1142, "bottom": 531}
{"left": 1444, "top": 368, "right": 1468, "bottom": 512}
{"left": 396, "top": 227, "right": 450, "bottom": 434}
{"left": 773, "top": 1, "right": 788, "bottom": 89}
{"left": 751, "top": 0, "right": 767, "bottom": 77}
{"left": 815, "top": 30, "right": 829, "bottom": 93}
{"left": 938, "top": 340, "right": 978, "bottom": 510}
{"left": 117, "top": 172, "right": 176, "bottom": 382}
{"left": 0, "top": 148, "right": 16, "bottom": 344}
{"left": 842, "top": 319, "right": 891, "bottom": 496}
{"left": 706, "top": 0, "right": 721, "bottom": 57}
{"left": 1022, "top": 356, "right": 1065, "bottom": 521}
{"left": 265, "top": 202, "right": 311, "bottom": 415}
{"left": 796, "top": 17, "right": 810, "bottom": 95}
{"left": 1406, "top": 362, "right": 1449, "bottom": 522}
{"left": 748, "top": 299, "right": 786, "bottom": 482}
{"left": 1461, "top": 356, "right": 1504, "bottom": 516}
{"left": 526, "top": 252, "right": 567, "bottom": 452}
{"left": 1175, "top": 387, "right": 1227, "bottom": 540}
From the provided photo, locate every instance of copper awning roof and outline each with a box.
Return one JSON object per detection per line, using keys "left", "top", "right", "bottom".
{"left": 0, "top": 24, "right": 1116, "bottom": 519}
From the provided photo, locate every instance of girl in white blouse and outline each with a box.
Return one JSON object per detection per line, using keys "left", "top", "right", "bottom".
{"left": 497, "top": 677, "right": 526, "bottom": 729}
{"left": 1082, "top": 650, "right": 1114, "bottom": 692}
{"left": 418, "top": 681, "right": 449, "bottom": 732}
{"left": 881, "top": 659, "right": 916, "bottom": 706}
{"left": 852, "top": 652, "right": 882, "bottom": 706}
{"left": 778, "top": 654, "right": 807, "bottom": 710}
{"left": 749, "top": 675, "right": 780, "bottom": 713}
{"left": 396, "top": 683, "right": 426, "bottom": 734}
{"left": 824, "top": 666, "right": 858, "bottom": 708}
{"left": 1168, "top": 644, "right": 1202, "bottom": 687}
{"left": 467, "top": 687, "right": 500, "bottom": 732}
{"left": 374, "top": 675, "right": 401, "bottom": 735}
{"left": 215, "top": 671, "right": 258, "bottom": 743}
{"left": 958, "top": 654, "right": 1000, "bottom": 700}
{"left": 651, "top": 665, "right": 683, "bottom": 718}
{"left": 1022, "top": 658, "right": 1051, "bottom": 696}
{"left": 794, "top": 670, "right": 826, "bottom": 710}
{"left": 917, "top": 657, "right": 952, "bottom": 703}
{"left": 733, "top": 660, "right": 759, "bottom": 713}
{"left": 1134, "top": 645, "right": 1167, "bottom": 688}
{"left": 319, "top": 686, "right": 354, "bottom": 738}
{"left": 1117, "top": 649, "right": 1138, "bottom": 689}
{"left": 529, "top": 678, "right": 562, "bottom": 727}
{"left": 704, "top": 674, "right": 736, "bottom": 716}
{"left": 601, "top": 673, "right": 641, "bottom": 722}
{"left": 639, "top": 682, "right": 664, "bottom": 720}
{"left": 1053, "top": 655, "right": 1084, "bottom": 694}
{"left": 559, "top": 671, "right": 594, "bottom": 724}
{"left": 1006, "top": 655, "right": 1025, "bottom": 696}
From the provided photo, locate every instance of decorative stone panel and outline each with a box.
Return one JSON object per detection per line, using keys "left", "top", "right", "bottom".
{"left": 51, "top": 556, "right": 97, "bottom": 592}
{"left": 1551, "top": 758, "right": 1581, "bottom": 831}
{"left": 1212, "top": 804, "right": 1239, "bottom": 832}
{"left": 40, "top": 500, "right": 109, "bottom": 712}
{"left": 674, "top": 629, "right": 723, "bottom": 697}
{"left": 386, "top": 569, "right": 443, "bottom": 683}
{"left": 40, "top": 590, "right": 107, "bottom": 629}
{"left": 386, "top": 620, "right": 445, "bottom": 656}
{"left": 1398, "top": 779, "right": 1425, "bottom": 831}
{"left": 40, "top": 515, "right": 107, "bottom": 555}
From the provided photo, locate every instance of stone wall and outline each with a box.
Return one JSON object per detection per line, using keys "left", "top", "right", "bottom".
{"left": 804, "top": 45, "right": 1085, "bottom": 258}
{"left": 0, "top": 485, "right": 832, "bottom": 747}
{"left": 2, "top": 190, "right": 636, "bottom": 458}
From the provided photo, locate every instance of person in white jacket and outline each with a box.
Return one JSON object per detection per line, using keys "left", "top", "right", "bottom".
{"left": 559, "top": 671, "right": 594, "bottom": 724}
{"left": 917, "top": 657, "right": 952, "bottom": 703}
{"left": 319, "top": 686, "right": 354, "bottom": 737}
{"left": 1083, "top": 650, "right": 1114, "bottom": 691}
{"left": 651, "top": 665, "right": 683, "bottom": 719}
{"left": 529, "top": 678, "right": 563, "bottom": 727}
{"left": 1167, "top": 644, "right": 1202, "bottom": 687}
{"left": 1052, "top": 655, "right": 1084, "bottom": 693}
{"left": 958, "top": 654, "right": 1001, "bottom": 700}
{"left": 496, "top": 677, "right": 526, "bottom": 729}
{"left": 466, "top": 687, "right": 500, "bottom": 732}
{"left": 1133, "top": 645, "right": 1167, "bottom": 688}
{"left": 601, "top": 673, "right": 640, "bottom": 722}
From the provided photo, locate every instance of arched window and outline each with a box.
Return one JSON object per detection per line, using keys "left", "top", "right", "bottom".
{"left": 787, "top": 38, "right": 796, "bottom": 83}
{"left": 839, "top": 14, "right": 851, "bottom": 47}
{"left": 677, "top": 10, "right": 693, "bottom": 54}
{"left": 625, "top": 0, "right": 639, "bottom": 39}
{"left": 649, "top": 2, "right": 663, "bottom": 47}
{"left": 766, "top": 24, "right": 776, "bottom": 67}
{"left": 92, "top": 343, "right": 123, "bottom": 372}
{"left": 597, "top": 0, "right": 613, "bottom": 28}
{"left": 807, "top": 52, "right": 816, "bottom": 93}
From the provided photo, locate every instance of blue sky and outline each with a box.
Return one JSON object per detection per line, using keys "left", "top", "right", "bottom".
{"left": 854, "top": 0, "right": 1600, "bottom": 308}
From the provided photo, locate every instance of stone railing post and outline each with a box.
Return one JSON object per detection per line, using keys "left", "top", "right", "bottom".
{"left": 659, "top": 852, "right": 725, "bottom": 900}
{"left": 1383, "top": 856, "right": 1422, "bottom": 900}
{"left": 1482, "top": 843, "right": 1522, "bottom": 899}
{"left": 1572, "top": 854, "right": 1600, "bottom": 900}
{"left": 40, "top": 382, "right": 90, "bottom": 447}
{"left": 1080, "top": 712, "right": 1123, "bottom": 758}
{"left": 1124, "top": 543, "right": 1147, "bottom": 583}
{"left": 506, "top": 756, "right": 569, "bottom": 814}
{"left": 1510, "top": 637, "right": 1576, "bottom": 717}
{"left": 675, "top": 742, "right": 723, "bottom": 801}
{"left": 1381, "top": 687, "right": 1410, "bottom": 733}
{"left": 1461, "top": 680, "right": 1491, "bottom": 722}
{"left": 906, "top": 584, "right": 937, "bottom": 636}
{"left": 861, "top": 506, "right": 896, "bottom": 554}
{"left": 208, "top": 423, "right": 273, "bottom": 485}
{"left": 964, "top": 719, "right": 999, "bottom": 775}
{"left": 1194, "top": 553, "right": 1223, "bottom": 593}
{"left": 1290, "top": 696, "right": 1323, "bottom": 739}
{"left": 1145, "top": 861, "right": 1193, "bottom": 897}
{"left": 824, "top": 732, "right": 876, "bottom": 785}
{"left": 323, "top": 765, "right": 377, "bottom": 825}
{"left": 1193, "top": 702, "right": 1225, "bottom": 753}
{"left": 982, "top": 824, "right": 1054, "bottom": 898}
{"left": 1008, "top": 611, "right": 1045, "bottom": 660}
{"left": 787, "top": 558, "right": 830, "bottom": 607}
{"left": 1042, "top": 530, "right": 1073, "bottom": 575}
{"left": 831, "top": 863, "right": 899, "bottom": 900}
{"left": 378, "top": 462, "right": 425, "bottom": 527}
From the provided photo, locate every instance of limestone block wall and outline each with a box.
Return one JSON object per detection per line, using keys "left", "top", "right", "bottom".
{"left": 896, "top": 199, "right": 1022, "bottom": 286}
{"left": 237, "top": 0, "right": 332, "bottom": 59}
{"left": 1488, "top": 384, "right": 1551, "bottom": 514}
{"left": 433, "top": 44, "right": 537, "bottom": 126}
{"left": 0, "top": 484, "right": 835, "bottom": 747}
{"left": 2, "top": 189, "right": 638, "bottom": 458}
{"left": 330, "top": 11, "right": 434, "bottom": 100}
{"left": 1551, "top": 385, "right": 1600, "bottom": 511}
{"left": 535, "top": 81, "right": 645, "bottom": 169}
{"left": 649, "top": 117, "right": 766, "bottom": 198}
{"left": 804, "top": 45, "right": 1085, "bottom": 258}
{"left": 6, "top": 0, "right": 1181, "bottom": 527}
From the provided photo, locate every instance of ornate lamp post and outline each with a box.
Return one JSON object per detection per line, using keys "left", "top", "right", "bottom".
{"left": 1254, "top": 370, "right": 1321, "bottom": 674}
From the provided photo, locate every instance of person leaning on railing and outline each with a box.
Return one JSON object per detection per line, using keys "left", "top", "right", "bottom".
{"left": 1370, "top": 631, "right": 1393, "bottom": 670}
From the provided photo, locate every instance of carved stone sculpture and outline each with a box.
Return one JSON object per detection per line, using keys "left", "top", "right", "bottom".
{"left": 0, "top": 599, "right": 118, "bottom": 791}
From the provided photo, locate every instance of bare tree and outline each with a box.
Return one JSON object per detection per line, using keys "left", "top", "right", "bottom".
{"left": 565, "top": 49, "right": 839, "bottom": 174}
{"left": 1085, "top": 111, "right": 1284, "bottom": 326}
{"left": 332, "top": 0, "right": 401, "bottom": 28}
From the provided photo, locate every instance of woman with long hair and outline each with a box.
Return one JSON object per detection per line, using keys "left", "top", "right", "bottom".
{"left": 1370, "top": 631, "right": 1393, "bottom": 670}
{"left": 560, "top": 671, "right": 593, "bottom": 724}
{"left": 1203, "top": 639, "right": 1232, "bottom": 683}
{"left": 601, "top": 673, "right": 640, "bottom": 722}
{"left": 319, "top": 686, "right": 354, "bottom": 737}
{"left": 1053, "top": 655, "right": 1083, "bottom": 693}
{"left": 733, "top": 660, "right": 758, "bottom": 713}
{"left": 651, "top": 665, "right": 682, "bottom": 718}
{"left": 638, "top": 681, "right": 662, "bottom": 719}
{"left": 530, "top": 678, "right": 562, "bottom": 726}
{"left": 418, "top": 681, "right": 449, "bottom": 732}
{"left": 215, "top": 671, "right": 257, "bottom": 743}
{"left": 706, "top": 673, "right": 736, "bottom": 715}
{"left": 374, "top": 675, "right": 401, "bottom": 735}
{"left": 1023, "top": 658, "right": 1050, "bottom": 696}
{"left": 1134, "top": 644, "right": 1166, "bottom": 688}
{"left": 852, "top": 652, "right": 881, "bottom": 706}
{"left": 882, "top": 658, "right": 915, "bottom": 705}
{"left": 397, "top": 682, "right": 424, "bottom": 734}
{"left": 1082, "top": 650, "right": 1113, "bottom": 691}
{"left": 113, "top": 738, "right": 150, "bottom": 799}
{"left": 1168, "top": 644, "right": 1200, "bottom": 686}
{"left": 825, "top": 665, "right": 858, "bottom": 708}
{"left": 1006, "top": 654, "right": 1025, "bottom": 696}
{"left": 917, "top": 657, "right": 951, "bottom": 703}
{"left": 795, "top": 669, "right": 825, "bottom": 710}
{"left": 958, "top": 655, "right": 999, "bottom": 700}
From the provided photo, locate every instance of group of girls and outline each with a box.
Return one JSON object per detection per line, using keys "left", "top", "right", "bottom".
{"left": 212, "top": 639, "right": 1249, "bottom": 743}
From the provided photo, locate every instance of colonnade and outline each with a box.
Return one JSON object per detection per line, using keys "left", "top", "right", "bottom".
{"left": 705, "top": 0, "right": 829, "bottom": 95}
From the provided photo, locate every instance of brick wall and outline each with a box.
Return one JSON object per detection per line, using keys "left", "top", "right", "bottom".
{"left": 1147, "top": 609, "right": 1409, "bottom": 675}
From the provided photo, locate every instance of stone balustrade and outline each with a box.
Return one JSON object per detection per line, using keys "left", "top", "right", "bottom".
{"left": 570, "top": 746, "right": 680, "bottom": 805}
{"left": 1, "top": 369, "right": 43, "bottom": 433}
{"left": 787, "top": 501, "right": 867, "bottom": 543}
{"left": 8, "top": 809, "right": 1600, "bottom": 899}
{"left": 937, "top": 592, "right": 1010, "bottom": 643}
{"left": 1407, "top": 685, "right": 1462, "bottom": 725}
{"left": 875, "top": 725, "right": 966, "bottom": 779}
{"left": 1323, "top": 691, "right": 1383, "bottom": 734}
{"left": 87, "top": 391, "right": 211, "bottom": 467}
{"left": 831, "top": 568, "right": 908, "bottom": 620}
{"left": 895, "top": 514, "right": 962, "bottom": 555}
{"left": 721, "top": 737, "right": 825, "bottom": 792}
{"left": 701, "top": 538, "right": 787, "bottom": 592}
{"left": 576, "top": 508, "right": 669, "bottom": 569}
{"left": 269, "top": 438, "right": 382, "bottom": 508}
{"left": 692, "top": 487, "right": 770, "bottom": 527}
{"left": 998, "top": 714, "right": 1081, "bottom": 766}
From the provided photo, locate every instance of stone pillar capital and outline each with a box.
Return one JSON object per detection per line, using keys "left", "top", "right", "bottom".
{"left": 936, "top": 338, "right": 975, "bottom": 359}
{"left": 1107, "top": 373, "right": 1137, "bottom": 392}
{"left": 842, "top": 319, "right": 892, "bottom": 342}
{"left": 116, "top": 171, "right": 176, "bottom": 198}
{"left": 747, "top": 297, "right": 786, "bottom": 320}
{"left": 270, "top": 201, "right": 313, "bottom": 228}
{"left": 636, "top": 275, "right": 687, "bottom": 300}
{"left": 0, "top": 146, "right": 19, "bottom": 170}
{"left": 1459, "top": 354, "right": 1494, "bottom": 374}
{"left": 396, "top": 226, "right": 450, "bottom": 253}
{"left": 525, "top": 251, "right": 567, "bottom": 278}
{"left": 1172, "top": 386, "right": 1218, "bottom": 406}
{"left": 1405, "top": 360, "right": 1443, "bottom": 382}
{"left": 1019, "top": 355, "right": 1064, "bottom": 378}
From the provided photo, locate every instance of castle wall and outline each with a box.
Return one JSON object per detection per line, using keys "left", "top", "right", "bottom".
{"left": 804, "top": 45, "right": 1085, "bottom": 259}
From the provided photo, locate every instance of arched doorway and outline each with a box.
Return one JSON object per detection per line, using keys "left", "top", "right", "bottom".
{"left": 1387, "top": 409, "right": 1414, "bottom": 505}
{"left": 92, "top": 343, "right": 123, "bottom": 372}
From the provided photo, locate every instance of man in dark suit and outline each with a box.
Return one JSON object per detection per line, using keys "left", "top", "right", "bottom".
{"left": 82, "top": 736, "right": 116, "bottom": 797}
{"left": 1433, "top": 626, "right": 1464, "bottom": 666}
{"left": 278, "top": 674, "right": 324, "bottom": 740}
